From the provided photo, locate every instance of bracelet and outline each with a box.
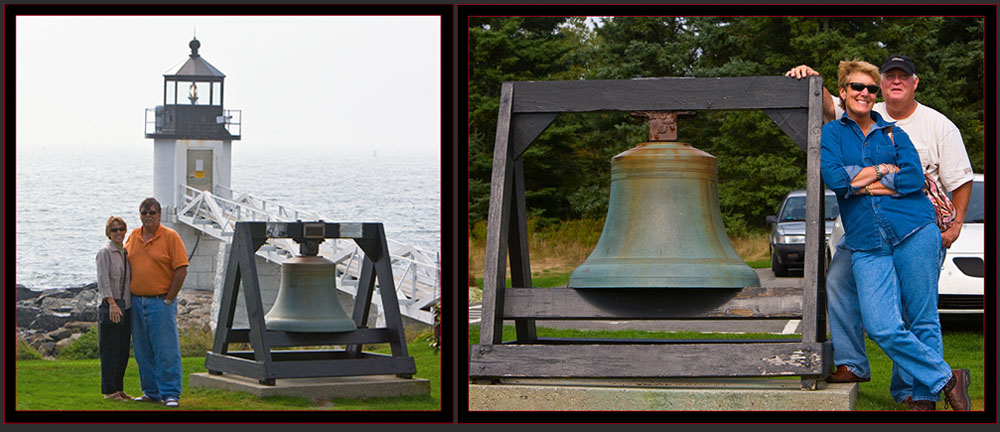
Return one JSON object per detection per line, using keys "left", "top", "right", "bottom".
{"left": 874, "top": 164, "right": 883, "bottom": 180}
{"left": 866, "top": 184, "right": 874, "bottom": 196}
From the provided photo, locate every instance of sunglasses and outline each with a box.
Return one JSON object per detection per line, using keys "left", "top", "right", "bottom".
{"left": 109, "top": 227, "right": 126, "bottom": 233}
{"left": 848, "top": 82, "right": 880, "bottom": 94}
{"left": 140, "top": 210, "right": 158, "bottom": 216}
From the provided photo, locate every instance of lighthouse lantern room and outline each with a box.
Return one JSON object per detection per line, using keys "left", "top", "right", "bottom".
{"left": 145, "top": 37, "right": 241, "bottom": 218}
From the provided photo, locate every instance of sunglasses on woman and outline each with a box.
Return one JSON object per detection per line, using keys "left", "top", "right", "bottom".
{"left": 848, "top": 82, "right": 880, "bottom": 94}
{"left": 110, "top": 227, "right": 126, "bottom": 233}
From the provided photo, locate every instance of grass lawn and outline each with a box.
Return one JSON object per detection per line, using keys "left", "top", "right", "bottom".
{"left": 14, "top": 339, "right": 440, "bottom": 411}
{"left": 469, "top": 324, "right": 985, "bottom": 411}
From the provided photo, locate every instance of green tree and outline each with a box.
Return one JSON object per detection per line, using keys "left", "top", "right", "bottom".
{"left": 469, "top": 17, "right": 585, "bottom": 226}
{"left": 468, "top": 16, "right": 984, "bottom": 233}
{"left": 685, "top": 17, "right": 984, "bottom": 233}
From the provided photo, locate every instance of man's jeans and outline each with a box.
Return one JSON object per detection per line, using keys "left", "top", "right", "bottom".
{"left": 849, "top": 223, "right": 952, "bottom": 401}
{"left": 131, "top": 295, "right": 182, "bottom": 401}
{"left": 827, "top": 223, "right": 951, "bottom": 402}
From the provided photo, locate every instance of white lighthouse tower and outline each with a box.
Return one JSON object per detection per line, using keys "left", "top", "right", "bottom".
{"left": 144, "top": 37, "right": 241, "bottom": 291}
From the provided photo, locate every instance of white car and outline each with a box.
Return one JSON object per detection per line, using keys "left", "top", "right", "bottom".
{"left": 827, "top": 174, "right": 984, "bottom": 314}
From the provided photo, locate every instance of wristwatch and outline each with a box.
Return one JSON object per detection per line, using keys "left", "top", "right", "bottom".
{"left": 164, "top": 298, "right": 174, "bottom": 305}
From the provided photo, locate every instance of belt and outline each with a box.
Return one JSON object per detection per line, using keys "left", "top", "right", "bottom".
{"left": 134, "top": 293, "right": 166, "bottom": 299}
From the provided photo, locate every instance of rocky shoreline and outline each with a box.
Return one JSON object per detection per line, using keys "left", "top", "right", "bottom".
{"left": 15, "top": 283, "right": 214, "bottom": 358}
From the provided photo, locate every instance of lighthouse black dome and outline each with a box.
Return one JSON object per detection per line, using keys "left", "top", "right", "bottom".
{"left": 164, "top": 37, "right": 225, "bottom": 80}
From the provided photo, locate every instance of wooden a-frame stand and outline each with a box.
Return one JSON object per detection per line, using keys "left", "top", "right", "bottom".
{"left": 470, "top": 76, "right": 832, "bottom": 389}
{"left": 206, "top": 221, "right": 415, "bottom": 385}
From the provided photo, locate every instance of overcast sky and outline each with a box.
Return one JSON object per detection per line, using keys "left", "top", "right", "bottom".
{"left": 15, "top": 15, "right": 441, "bottom": 160}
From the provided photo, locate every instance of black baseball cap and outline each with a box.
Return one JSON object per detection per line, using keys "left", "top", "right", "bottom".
{"left": 880, "top": 54, "right": 916, "bottom": 75}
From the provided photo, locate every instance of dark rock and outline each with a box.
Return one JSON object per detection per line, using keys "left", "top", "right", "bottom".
{"left": 37, "top": 342, "right": 57, "bottom": 357}
{"left": 64, "top": 321, "right": 97, "bottom": 332}
{"left": 55, "top": 334, "right": 81, "bottom": 351}
{"left": 16, "top": 284, "right": 43, "bottom": 302}
{"left": 28, "top": 333, "right": 54, "bottom": 344}
{"left": 30, "top": 313, "right": 72, "bottom": 333}
{"left": 38, "top": 290, "right": 76, "bottom": 300}
{"left": 72, "top": 309, "right": 99, "bottom": 322}
{"left": 64, "top": 282, "right": 96, "bottom": 294}
{"left": 46, "top": 328, "right": 72, "bottom": 341}
{"left": 16, "top": 306, "right": 42, "bottom": 328}
{"left": 17, "top": 284, "right": 217, "bottom": 355}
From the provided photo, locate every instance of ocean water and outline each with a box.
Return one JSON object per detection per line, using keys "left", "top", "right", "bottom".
{"left": 14, "top": 148, "right": 441, "bottom": 290}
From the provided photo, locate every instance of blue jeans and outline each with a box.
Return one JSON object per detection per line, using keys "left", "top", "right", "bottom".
{"left": 827, "top": 224, "right": 950, "bottom": 402}
{"left": 850, "top": 223, "right": 952, "bottom": 402}
{"left": 131, "top": 295, "right": 183, "bottom": 401}
{"left": 826, "top": 246, "right": 871, "bottom": 380}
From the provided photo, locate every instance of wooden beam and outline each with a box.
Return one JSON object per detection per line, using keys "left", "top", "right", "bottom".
{"left": 221, "top": 328, "right": 396, "bottom": 347}
{"left": 205, "top": 352, "right": 265, "bottom": 379}
{"left": 269, "top": 356, "right": 416, "bottom": 378}
{"left": 470, "top": 342, "right": 830, "bottom": 378}
{"left": 509, "top": 157, "right": 537, "bottom": 342}
{"left": 511, "top": 77, "right": 810, "bottom": 113}
{"left": 764, "top": 108, "right": 808, "bottom": 152}
{"left": 500, "top": 287, "right": 802, "bottom": 319}
{"left": 481, "top": 82, "right": 515, "bottom": 345}
{"left": 801, "top": 75, "right": 827, "bottom": 344}
{"left": 511, "top": 113, "right": 559, "bottom": 159}
{"left": 373, "top": 225, "right": 411, "bottom": 359}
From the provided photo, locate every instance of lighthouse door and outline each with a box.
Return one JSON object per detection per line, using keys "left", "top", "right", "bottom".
{"left": 187, "top": 149, "right": 214, "bottom": 192}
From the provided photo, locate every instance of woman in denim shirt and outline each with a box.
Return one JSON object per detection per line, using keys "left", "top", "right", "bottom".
{"left": 820, "top": 60, "right": 970, "bottom": 410}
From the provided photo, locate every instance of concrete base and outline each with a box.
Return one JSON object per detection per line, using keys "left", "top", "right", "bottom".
{"left": 469, "top": 378, "right": 857, "bottom": 411}
{"left": 190, "top": 373, "right": 430, "bottom": 400}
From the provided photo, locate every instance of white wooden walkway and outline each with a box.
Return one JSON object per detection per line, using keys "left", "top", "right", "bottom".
{"left": 175, "top": 184, "right": 440, "bottom": 325}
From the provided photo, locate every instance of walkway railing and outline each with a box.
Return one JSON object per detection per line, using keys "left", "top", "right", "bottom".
{"left": 175, "top": 184, "right": 440, "bottom": 325}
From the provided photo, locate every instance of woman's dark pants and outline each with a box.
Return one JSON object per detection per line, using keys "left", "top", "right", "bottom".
{"left": 98, "top": 302, "right": 131, "bottom": 395}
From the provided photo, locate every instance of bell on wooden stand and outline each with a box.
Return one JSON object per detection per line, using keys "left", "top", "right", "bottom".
{"left": 568, "top": 111, "right": 760, "bottom": 289}
{"left": 264, "top": 237, "right": 357, "bottom": 333}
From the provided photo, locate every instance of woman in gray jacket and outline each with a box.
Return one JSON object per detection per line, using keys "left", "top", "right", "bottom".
{"left": 96, "top": 216, "right": 132, "bottom": 400}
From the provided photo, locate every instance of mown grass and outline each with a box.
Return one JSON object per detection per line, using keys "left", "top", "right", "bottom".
{"left": 469, "top": 324, "right": 985, "bottom": 411}
{"left": 853, "top": 329, "right": 986, "bottom": 411}
{"left": 15, "top": 337, "right": 441, "bottom": 411}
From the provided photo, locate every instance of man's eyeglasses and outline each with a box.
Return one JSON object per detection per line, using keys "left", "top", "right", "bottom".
{"left": 110, "top": 227, "right": 126, "bottom": 233}
{"left": 140, "top": 210, "right": 158, "bottom": 216}
{"left": 848, "top": 82, "right": 880, "bottom": 94}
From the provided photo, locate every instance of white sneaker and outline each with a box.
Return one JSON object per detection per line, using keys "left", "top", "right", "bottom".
{"left": 164, "top": 398, "right": 179, "bottom": 408}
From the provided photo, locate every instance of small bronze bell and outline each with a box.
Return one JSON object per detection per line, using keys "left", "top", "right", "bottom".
{"left": 264, "top": 242, "right": 358, "bottom": 333}
{"left": 568, "top": 111, "right": 760, "bottom": 289}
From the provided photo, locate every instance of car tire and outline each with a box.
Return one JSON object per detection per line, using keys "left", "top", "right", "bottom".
{"left": 771, "top": 252, "right": 789, "bottom": 277}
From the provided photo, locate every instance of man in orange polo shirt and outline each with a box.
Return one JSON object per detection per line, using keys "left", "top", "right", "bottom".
{"left": 125, "top": 197, "right": 188, "bottom": 408}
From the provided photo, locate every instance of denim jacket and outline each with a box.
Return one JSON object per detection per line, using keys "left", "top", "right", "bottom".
{"left": 820, "top": 111, "right": 935, "bottom": 251}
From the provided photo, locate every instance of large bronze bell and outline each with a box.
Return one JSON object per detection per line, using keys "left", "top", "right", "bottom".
{"left": 568, "top": 111, "right": 760, "bottom": 289}
{"left": 264, "top": 250, "right": 358, "bottom": 333}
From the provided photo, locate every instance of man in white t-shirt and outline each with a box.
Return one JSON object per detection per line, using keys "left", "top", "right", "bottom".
{"left": 786, "top": 54, "right": 974, "bottom": 410}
